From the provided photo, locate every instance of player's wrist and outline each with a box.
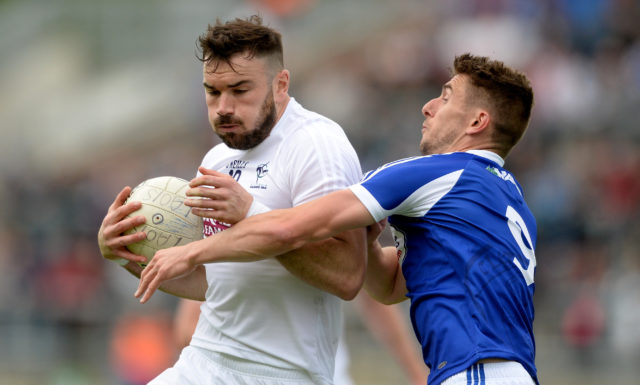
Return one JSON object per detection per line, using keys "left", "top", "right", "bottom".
{"left": 246, "top": 199, "right": 271, "bottom": 217}
{"left": 186, "top": 237, "right": 210, "bottom": 266}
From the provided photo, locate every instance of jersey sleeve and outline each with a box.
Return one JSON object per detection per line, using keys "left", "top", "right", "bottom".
{"left": 350, "top": 154, "right": 466, "bottom": 222}
{"left": 281, "top": 121, "right": 362, "bottom": 207}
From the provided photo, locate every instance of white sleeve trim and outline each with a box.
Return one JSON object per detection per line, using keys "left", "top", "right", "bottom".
{"left": 246, "top": 199, "right": 271, "bottom": 218}
{"left": 349, "top": 184, "right": 391, "bottom": 222}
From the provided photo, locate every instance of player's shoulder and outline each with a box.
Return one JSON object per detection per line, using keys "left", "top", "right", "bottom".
{"left": 281, "top": 98, "right": 347, "bottom": 141}
{"left": 364, "top": 153, "right": 473, "bottom": 179}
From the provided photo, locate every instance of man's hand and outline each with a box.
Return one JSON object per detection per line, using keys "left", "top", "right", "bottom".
{"left": 134, "top": 242, "right": 199, "bottom": 304}
{"left": 366, "top": 218, "right": 387, "bottom": 246}
{"left": 97, "top": 186, "right": 148, "bottom": 265}
{"left": 185, "top": 166, "right": 253, "bottom": 224}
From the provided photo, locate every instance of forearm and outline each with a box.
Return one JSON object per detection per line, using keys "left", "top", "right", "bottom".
{"left": 188, "top": 191, "right": 373, "bottom": 266}
{"left": 123, "top": 262, "right": 207, "bottom": 301}
{"left": 365, "top": 244, "right": 407, "bottom": 304}
{"left": 135, "top": 190, "right": 376, "bottom": 304}
{"left": 174, "top": 299, "right": 203, "bottom": 349}
{"left": 276, "top": 227, "right": 366, "bottom": 300}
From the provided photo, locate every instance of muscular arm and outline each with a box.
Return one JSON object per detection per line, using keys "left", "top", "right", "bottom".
{"left": 365, "top": 242, "right": 408, "bottom": 304}
{"left": 186, "top": 168, "right": 366, "bottom": 300}
{"left": 136, "top": 189, "right": 376, "bottom": 303}
{"left": 275, "top": 228, "right": 365, "bottom": 300}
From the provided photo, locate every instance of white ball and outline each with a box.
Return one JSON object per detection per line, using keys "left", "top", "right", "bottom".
{"left": 125, "top": 176, "right": 203, "bottom": 266}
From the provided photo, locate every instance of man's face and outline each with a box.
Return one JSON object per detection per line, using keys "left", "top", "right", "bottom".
{"left": 203, "top": 54, "right": 277, "bottom": 150}
{"left": 419, "top": 74, "right": 473, "bottom": 155}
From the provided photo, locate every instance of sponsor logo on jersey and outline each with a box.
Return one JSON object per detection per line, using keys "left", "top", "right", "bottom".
{"left": 203, "top": 218, "right": 231, "bottom": 237}
{"left": 486, "top": 165, "right": 521, "bottom": 195}
{"left": 250, "top": 162, "right": 270, "bottom": 190}
{"left": 390, "top": 224, "right": 408, "bottom": 265}
{"left": 225, "top": 160, "right": 248, "bottom": 169}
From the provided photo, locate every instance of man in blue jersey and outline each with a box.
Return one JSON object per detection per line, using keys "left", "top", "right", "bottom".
{"left": 134, "top": 53, "right": 538, "bottom": 385}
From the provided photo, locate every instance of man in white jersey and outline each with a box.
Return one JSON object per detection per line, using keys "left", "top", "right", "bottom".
{"left": 98, "top": 16, "right": 367, "bottom": 385}
{"left": 134, "top": 54, "right": 539, "bottom": 385}
{"left": 173, "top": 293, "right": 428, "bottom": 385}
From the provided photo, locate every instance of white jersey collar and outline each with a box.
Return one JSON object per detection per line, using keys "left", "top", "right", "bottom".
{"left": 466, "top": 150, "right": 505, "bottom": 167}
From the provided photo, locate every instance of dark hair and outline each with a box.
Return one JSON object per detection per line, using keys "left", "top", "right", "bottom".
{"left": 197, "top": 15, "right": 284, "bottom": 72}
{"left": 453, "top": 53, "right": 534, "bottom": 157}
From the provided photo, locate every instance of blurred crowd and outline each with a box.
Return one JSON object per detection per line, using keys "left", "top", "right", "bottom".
{"left": 1, "top": 0, "right": 639, "bottom": 384}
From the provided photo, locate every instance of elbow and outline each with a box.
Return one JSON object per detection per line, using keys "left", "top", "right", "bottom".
{"left": 337, "top": 259, "right": 366, "bottom": 301}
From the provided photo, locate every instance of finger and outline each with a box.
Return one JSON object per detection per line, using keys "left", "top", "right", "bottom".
{"left": 109, "top": 186, "right": 132, "bottom": 211}
{"left": 186, "top": 186, "right": 220, "bottom": 199}
{"left": 104, "top": 201, "right": 143, "bottom": 227}
{"left": 185, "top": 197, "right": 228, "bottom": 210}
{"left": 197, "top": 166, "right": 228, "bottom": 178}
{"left": 139, "top": 276, "right": 162, "bottom": 304}
{"left": 110, "top": 248, "right": 148, "bottom": 264}
{"left": 105, "top": 215, "right": 146, "bottom": 237}
{"left": 189, "top": 174, "right": 231, "bottom": 190}
{"left": 105, "top": 231, "right": 146, "bottom": 249}
{"left": 190, "top": 207, "right": 227, "bottom": 220}
{"left": 135, "top": 266, "right": 151, "bottom": 298}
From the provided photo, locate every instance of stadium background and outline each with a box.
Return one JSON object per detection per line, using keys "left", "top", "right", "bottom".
{"left": 1, "top": 0, "right": 639, "bottom": 384}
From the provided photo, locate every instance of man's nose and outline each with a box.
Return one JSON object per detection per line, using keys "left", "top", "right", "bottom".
{"left": 421, "top": 98, "right": 438, "bottom": 117}
{"left": 217, "top": 93, "right": 234, "bottom": 116}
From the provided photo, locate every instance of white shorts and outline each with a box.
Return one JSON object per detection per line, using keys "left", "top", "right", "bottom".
{"left": 440, "top": 361, "right": 535, "bottom": 385}
{"left": 148, "top": 346, "right": 321, "bottom": 385}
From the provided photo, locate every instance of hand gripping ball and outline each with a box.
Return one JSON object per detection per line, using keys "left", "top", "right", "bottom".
{"left": 124, "top": 176, "right": 204, "bottom": 266}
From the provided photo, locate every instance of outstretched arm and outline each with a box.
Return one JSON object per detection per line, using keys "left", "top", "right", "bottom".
{"left": 183, "top": 168, "right": 366, "bottom": 300}
{"left": 135, "top": 188, "right": 375, "bottom": 303}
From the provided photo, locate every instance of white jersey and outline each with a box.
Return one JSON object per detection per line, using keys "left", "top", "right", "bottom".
{"left": 190, "top": 98, "right": 362, "bottom": 384}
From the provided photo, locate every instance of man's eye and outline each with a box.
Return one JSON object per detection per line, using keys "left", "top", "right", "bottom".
{"left": 233, "top": 89, "right": 248, "bottom": 94}
{"left": 206, "top": 89, "right": 220, "bottom": 96}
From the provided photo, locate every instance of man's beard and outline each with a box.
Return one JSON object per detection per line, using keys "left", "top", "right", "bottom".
{"left": 214, "top": 92, "right": 277, "bottom": 150}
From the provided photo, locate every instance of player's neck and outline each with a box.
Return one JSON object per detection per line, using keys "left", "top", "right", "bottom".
{"left": 275, "top": 95, "right": 291, "bottom": 123}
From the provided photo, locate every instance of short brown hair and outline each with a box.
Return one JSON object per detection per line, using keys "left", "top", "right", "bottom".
{"left": 197, "top": 15, "right": 284, "bottom": 72}
{"left": 453, "top": 53, "right": 534, "bottom": 157}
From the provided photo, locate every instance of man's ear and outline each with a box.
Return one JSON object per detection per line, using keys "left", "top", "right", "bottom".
{"left": 273, "top": 69, "right": 290, "bottom": 96}
{"left": 467, "top": 110, "right": 490, "bottom": 135}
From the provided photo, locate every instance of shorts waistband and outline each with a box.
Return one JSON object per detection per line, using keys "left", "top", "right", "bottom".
{"left": 190, "top": 346, "right": 313, "bottom": 381}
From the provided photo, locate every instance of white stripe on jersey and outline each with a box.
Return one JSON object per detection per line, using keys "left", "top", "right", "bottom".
{"left": 395, "top": 169, "right": 463, "bottom": 217}
{"left": 350, "top": 169, "right": 463, "bottom": 221}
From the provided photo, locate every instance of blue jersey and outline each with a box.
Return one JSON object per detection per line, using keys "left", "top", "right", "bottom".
{"left": 350, "top": 151, "right": 537, "bottom": 385}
